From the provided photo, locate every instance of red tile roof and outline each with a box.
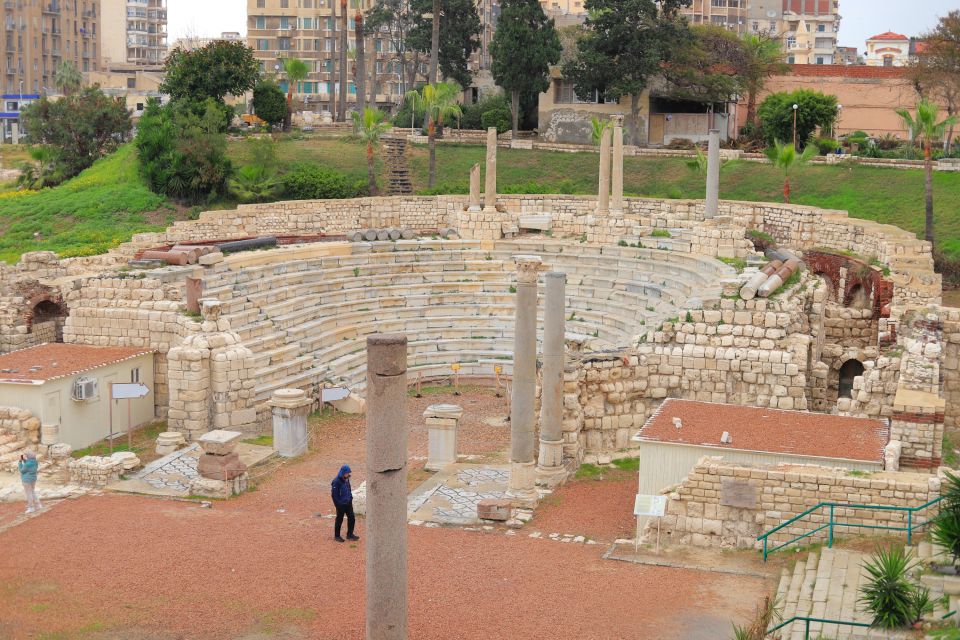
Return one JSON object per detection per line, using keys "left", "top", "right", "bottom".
{"left": 638, "top": 399, "right": 888, "bottom": 463}
{"left": 786, "top": 64, "right": 909, "bottom": 79}
{"left": 869, "top": 31, "right": 909, "bottom": 41}
{"left": 0, "top": 344, "right": 153, "bottom": 384}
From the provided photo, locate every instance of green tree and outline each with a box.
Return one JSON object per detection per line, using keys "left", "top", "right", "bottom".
{"left": 910, "top": 11, "right": 960, "bottom": 152}
{"left": 764, "top": 139, "right": 816, "bottom": 204}
{"left": 52, "top": 61, "right": 83, "bottom": 96}
{"left": 405, "top": 81, "right": 462, "bottom": 188}
{"left": 896, "top": 99, "right": 959, "bottom": 250}
{"left": 408, "top": 0, "right": 482, "bottom": 88}
{"left": 739, "top": 33, "right": 788, "bottom": 129}
{"left": 659, "top": 24, "right": 745, "bottom": 107}
{"left": 17, "top": 145, "right": 62, "bottom": 190}
{"left": 252, "top": 80, "right": 287, "bottom": 127}
{"left": 135, "top": 98, "right": 233, "bottom": 202}
{"left": 281, "top": 57, "right": 310, "bottom": 130}
{"left": 758, "top": 90, "right": 838, "bottom": 147}
{"left": 20, "top": 86, "right": 131, "bottom": 184}
{"left": 354, "top": 10, "right": 367, "bottom": 113}
{"left": 490, "top": 0, "right": 560, "bottom": 137}
{"left": 160, "top": 41, "right": 259, "bottom": 105}
{"left": 562, "top": 0, "right": 690, "bottom": 144}
{"left": 351, "top": 107, "right": 393, "bottom": 195}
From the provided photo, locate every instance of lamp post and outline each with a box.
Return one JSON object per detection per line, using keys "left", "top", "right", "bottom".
{"left": 835, "top": 104, "right": 843, "bottom": 140}
{"left": 792, "top": 103, "right": 798, "bottom": 149}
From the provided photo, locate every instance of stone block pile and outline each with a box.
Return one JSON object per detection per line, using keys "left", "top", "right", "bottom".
{"left": 188, "top": 429, "right": 249, "bottom": 498}
{"left": 68, "top": 456, "right": 124, "bottom": 486}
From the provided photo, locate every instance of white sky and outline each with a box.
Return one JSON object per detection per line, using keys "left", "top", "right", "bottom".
{"left": 166, "top": 0, "right": 955, "bottom": 51}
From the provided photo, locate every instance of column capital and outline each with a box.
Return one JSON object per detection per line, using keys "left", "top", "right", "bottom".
{"left": 514, "top": 255, "right": 544, "bottom": 283}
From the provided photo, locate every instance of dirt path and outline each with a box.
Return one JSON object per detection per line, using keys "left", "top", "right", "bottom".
{"left": 0, "top": 388, "right": 773, "bottom": 639}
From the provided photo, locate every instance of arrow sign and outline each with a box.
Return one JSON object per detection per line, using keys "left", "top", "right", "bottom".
{"left": 111, "top": 383, "right": 150, "bottom": 400}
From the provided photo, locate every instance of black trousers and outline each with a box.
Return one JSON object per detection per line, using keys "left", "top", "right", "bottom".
{"left": 335, "top": 501, "right": 355, "bottom": 538}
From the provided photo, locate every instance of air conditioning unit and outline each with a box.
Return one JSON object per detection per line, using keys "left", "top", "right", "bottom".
{"left": 72, "top": 376, "right": 98, "bottom": 401}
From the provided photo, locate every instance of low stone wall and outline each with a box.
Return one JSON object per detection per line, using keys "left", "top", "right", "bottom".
{"left": 67, "top": 456, "right": 123, "bottom": 487}
{"left": 654, "top": 457, "right": 941, "bottom": 549}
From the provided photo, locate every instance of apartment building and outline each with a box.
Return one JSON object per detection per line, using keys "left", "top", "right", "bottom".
{"left": 0, "top": 0, "right": 101, "bottom": 140}
{"left": 681, "top": 0, "right": 747, "bottom": 33}
{"left": 100, "top": 0, "right": 167, "bottom": 66}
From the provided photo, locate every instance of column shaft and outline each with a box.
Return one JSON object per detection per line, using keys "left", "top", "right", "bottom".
{"left": 705, "top": 128, "right": 720, "bottom": 219}
{"left": 483, "top": 127, "right": 497, "bottom": 211}
{"left": 611, "top": 126, "right": 624, "bottom": 212}
{"left": 468, "top": 163, "right": 481, "bottom": 211}
{"left": 538, "top": 272, "right": 566, "bottom": 479}
{"left": 596, "top": 127, "right": 611, "bottom": 214}
{"left": 508, "top": 256, "right": 541, "bottom": 503}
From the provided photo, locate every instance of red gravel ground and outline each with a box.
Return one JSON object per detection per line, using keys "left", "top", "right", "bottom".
{"left": 0, "top": 388, "right": 773, "bottom": 639}
{"left": 531, "top": 472, "right": 639, "bottom": 543}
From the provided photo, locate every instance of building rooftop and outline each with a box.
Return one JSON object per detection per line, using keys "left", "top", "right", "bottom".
{"left": 637, "top": 399, "right": 889, "bottom": 463}
{"left": 786, "top": 64, "right": 909, "bottom": 79}
{"left": 0, "top": 344, "right": 153, "bottom": 384}
{"left": 869, "top": 31, "right": 909, "bottom": 41}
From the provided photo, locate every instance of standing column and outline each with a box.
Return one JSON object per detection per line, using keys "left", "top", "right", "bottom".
{"left": 365, "top": 334, "right": 408, "bottom": 640}
{"left": 537, "top": 272, "right": 566, "bottom": 484}
{"left": 483, "top": 127, "right": 497, "bottom": 211}
{"left": 596, "top": 127, "right": 611, "bottom": 215}
{"left": 611, "top": 124, "right": 624, "bottom": 213}
{"left": 468, "top": 163, "right": 481, "bottom": 211}
{"left": 705, "top": 128, "right": 720, "bottom": 219}
{"left": 507, "top": 255, "right": 542, "bottom": 505}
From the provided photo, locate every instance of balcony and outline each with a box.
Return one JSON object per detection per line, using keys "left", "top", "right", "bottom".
{"left": 43, "top": 2, "right": 60, "bottom": 14}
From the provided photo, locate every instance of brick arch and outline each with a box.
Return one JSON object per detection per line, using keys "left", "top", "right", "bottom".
{"left": 805, "top": 251, "right": 893, "bottom": 318}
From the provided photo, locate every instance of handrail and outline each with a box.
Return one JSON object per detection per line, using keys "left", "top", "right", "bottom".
{"left": 757, "top": 496, "right": 943, "bottom": 561}
{"left": 766, "top": 616, "right": 871, "bottom": 638}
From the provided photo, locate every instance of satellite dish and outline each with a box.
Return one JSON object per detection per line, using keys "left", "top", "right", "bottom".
{"left": 767, "top": 10, "right": 777, "bottom": 17}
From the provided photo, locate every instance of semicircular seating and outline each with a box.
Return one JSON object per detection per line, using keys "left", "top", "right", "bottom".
{"left": 198, "top": 239, "right": 731, "bottom": 403}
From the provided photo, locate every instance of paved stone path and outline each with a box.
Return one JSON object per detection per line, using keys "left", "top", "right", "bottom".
{"left": 132, "top": 444, "right": 200, "bottom": 494}
{"left": 406, "top": 463, "right": 511, "bottom": 525}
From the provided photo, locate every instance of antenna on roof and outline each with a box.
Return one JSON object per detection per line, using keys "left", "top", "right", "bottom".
{"left": 720, "top": 431, "right": 732, "bottom": 444}
{"left": 673, "top": 417, "right": 682, "bottom": 429}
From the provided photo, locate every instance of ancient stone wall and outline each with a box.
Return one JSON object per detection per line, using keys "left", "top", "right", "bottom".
{"left": 655, "top": 457, "right": 941, "bottom": 549}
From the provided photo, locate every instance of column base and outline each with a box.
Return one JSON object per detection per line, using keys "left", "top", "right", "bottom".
{"left": 506, "top": 460, "right": 538, "bottom": 507}
{"left": 595, "top": 208, "right": 609, "bottom": 216}
{"left": 467, "top": 205, "right": 482, "bottom": 212}
{"left": 482, "top": 205, "right": 499, "bottom": 213}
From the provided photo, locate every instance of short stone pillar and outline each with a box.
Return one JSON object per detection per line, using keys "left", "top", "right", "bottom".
{"left": 507, "top": 255, "right": 542, "bottom": 506}
{"left": 705, "top": 128, "right": 720, "bottom": 219}
{"left": 424, "top": 403, "right": 463, "bottom": 471}
{"left": 155, "top": 431, "right": 186, "bottom": 455}
{"left": 483, "top": 127, "right": 497, "bottom": 211}
{"left": 468, "top": 163, "right": 481, "bottom": 211}
{"left": 269, "top": 388, "right": 311, "bottom": 458}
{"left": 596, "top": 126, "right": 612, "bottom": 215}
{"left": 611, "top": 123, "right": 624, "bottom": 213}
{"left": 196, "top": 429, "right": 247, "bottom": 480}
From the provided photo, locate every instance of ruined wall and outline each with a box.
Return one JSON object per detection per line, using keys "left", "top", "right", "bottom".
{"left": 655, "top": 457, "right": 941, "bottom": 549}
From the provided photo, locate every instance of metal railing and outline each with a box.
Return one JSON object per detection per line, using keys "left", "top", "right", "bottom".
{"left": 766, "top": 616, "right": 871, "bottom": 638}
{"left": 758, "top": 496, "right": 943, "bottom": 561}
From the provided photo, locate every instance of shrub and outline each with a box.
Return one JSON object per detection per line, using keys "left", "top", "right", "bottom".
{"left": 746, "top": 229, "right": 776, "bottom": 252}
{"left": 230, "top": 164, "right": 280, "bottom": 203}
{"left": 460, "top": 93, "right": 511, "bottom": 130}
{"left": 859, "top": 546, "right": 917, "bottom": 629}
{"left": 252, "top": 80, "right": 286, "bottom": 127}
{"left": 758, "top": 90, "right": 838, "bottom": 145}
{"left": 666, "top": 138, "right": 695, "bottom": 150}
{"left": 815, "top": 138, "right": 839, "bottom": 155}
{"left": 279, "top": 163, "right": 365, "bottom": 200}
{"left": 480, "top": 106, "right": 512, "bottom": 134}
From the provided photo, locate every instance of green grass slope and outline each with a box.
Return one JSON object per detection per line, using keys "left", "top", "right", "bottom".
{"left": 0, "top": 144, "right": 168, "bottom": 264}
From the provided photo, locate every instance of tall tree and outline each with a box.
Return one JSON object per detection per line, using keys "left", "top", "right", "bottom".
{"left": 430, "top": 0, "right": 441, "bottom": 83}
{"left": 351, "top": 107, "right": 393, "bottom": 194}
{"left": 405, "top": 81, "right": 462, "bottom": 187}
{"left": 329, "top": 0, "right": 338, "bottom": 118}
{"left": 758, "top": 89, "right": 837, "bottom": 146}
{"left": 659, "top": 24, "right": 745, "bottom": 119}
{"left": 252, "top": 80, "right": 287, "bottom": 128}
{"left": 563, "top": 0, "right": 690, "bottom": 145}
{"left": 160, "top": 41, "right": 259, "bottom": 105}
{"left": 739, "top": 32, "right": 788, "bottom": 129}
{"left": 490, "top": 0, "right": 561, "bottom": 137}
{"left": 764, "top": 139, "right": 816, "bottom": 204}
{"left": 896, "top": 100, "right": 959, "bottom": 251}
{"left": 339, "top": 0, "right": 349, "bottom": 121}
{"left": 368, "top": 0, "right": 414, "bottom": 95}
{"left": 910, "top": 11, "right": 960, "bottom": 152}
{"left": 355, "top": 11, "right": 367, "bottom": 113}
{"left": 282, "top": 57, "right": 310, "bottom": 131}
{"left": 52, "top": 60, "right": 83, "bottom": 96}
{"left": 408, "top": 0, "right": 482, "bottom": 90}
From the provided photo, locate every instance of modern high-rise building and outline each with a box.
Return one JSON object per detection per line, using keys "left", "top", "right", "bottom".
{"left": 0, "top": 0, "right": 102, "bottom": 139}
{"left": 680, "top": 0, "right": 747, "bottom": 33}
{"left": 100, "top": 0, "right": 167, "bottom": 66}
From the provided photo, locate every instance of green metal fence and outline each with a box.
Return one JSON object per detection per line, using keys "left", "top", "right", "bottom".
{"left": 766, "top": 616, "right": 871, "bottom": 638}
{"left": 757, "top": 496, "right": 943, "bottom": 561}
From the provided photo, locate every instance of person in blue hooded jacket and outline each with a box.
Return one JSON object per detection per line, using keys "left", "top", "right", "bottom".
{"left": 331, "top": 464, "right": 359, "bottom": 542}
{"left": 18, "top": 451, "right": 42, "bottom": 514}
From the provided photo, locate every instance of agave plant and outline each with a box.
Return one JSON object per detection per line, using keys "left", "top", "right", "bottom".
{"left": 932, "top": 507, "right": 960, "bottom": 567}
{"left": 859, "top": 546, "right": 917, "bottom": 629}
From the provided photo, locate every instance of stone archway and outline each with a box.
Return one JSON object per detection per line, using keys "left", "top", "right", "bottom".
{"left": 845, "top": 283, "right": 871, "bottom": 309}
{"left": 29, "top": 299, "right": 67, "bottom": 343}
{"left": 838, "top": 359, "right": 865, "bottom": 400}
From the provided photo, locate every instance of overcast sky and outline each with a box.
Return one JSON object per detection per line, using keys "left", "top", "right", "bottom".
{"left": 167, "top": 0, "right": 955, "bottom": 51}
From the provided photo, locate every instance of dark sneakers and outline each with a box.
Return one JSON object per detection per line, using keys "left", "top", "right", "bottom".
{"left": 346, "top": 534, "right": 360, "bottom": 541}
{"left": 335, "top": 536, "right": 346, "bottom": 542}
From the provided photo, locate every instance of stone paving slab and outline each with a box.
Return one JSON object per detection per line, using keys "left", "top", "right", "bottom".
{"left": 407, "top": 463, "right": 510, "bottom": 525}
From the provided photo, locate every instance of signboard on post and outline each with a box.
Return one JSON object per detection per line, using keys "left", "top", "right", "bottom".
{"left": 108, "top": 383, "right": 151, "bottom": 453}
{"left": 634, "top": 494, "right": 668, "bottom": 554}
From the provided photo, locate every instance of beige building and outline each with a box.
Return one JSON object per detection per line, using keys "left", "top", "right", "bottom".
{"left": 681, "top": 0, "right": 747, "bottom": 33}
{"left": 100, "top": 0, "right": 167, "bottom": 66}
{"left": 170, "top": 31, "right": 242, "bottom": 52}
{"left": 0, "top": 344, "right": 155, "bottom": 450}
{"left": 864, "top": 31, "right": 910, "bottom": 67}
{"left": 85, "top": 63, "right": 164, "bottom": 115}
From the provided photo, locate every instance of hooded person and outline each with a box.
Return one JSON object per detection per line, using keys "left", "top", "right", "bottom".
{"left": 330, "top": 464, "right": 359, "bottom": 542}
{"left": 18, "top": 450, "right": 41, "bottom": 514}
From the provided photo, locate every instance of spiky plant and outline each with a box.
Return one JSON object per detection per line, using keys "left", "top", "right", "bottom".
{"left": 764, "top": 139, "right": 817, "bottom": 203}
{"left": 859, "top": 546, "right": 917, "bottom": 629}
{"left": 351, "top": 107, "right": 392, "bottom": 195}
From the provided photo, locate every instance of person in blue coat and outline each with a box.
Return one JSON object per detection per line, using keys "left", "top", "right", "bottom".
{"left": 18, "top": 451, "right": 41, "bottom": 514}
{"left": 331, "top": 464, "right": 359, "bottom": 542}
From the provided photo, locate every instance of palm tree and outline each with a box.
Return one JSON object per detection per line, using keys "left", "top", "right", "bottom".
{"left": 740, "top": 33, "right": 787, "bottom": 129}
{"left": 53, "top": 61, "right": 82, "bottom": 96}
{"left": 764, "top": 139, "right": 816, "bottom": 203}
{"left": 589, "top": 116, "right": 611, "bottom": 146}
{"left": 405, "top": 81, "right": 462, "bottom": 188}
{"left": 896, "top": 99, "right": 959, "bottom": 250}
{"left": 282, "top": 57, "right": 310, "bottom": 131}
{"left": 352, "top": 107, "right": 392, "bottom": 195}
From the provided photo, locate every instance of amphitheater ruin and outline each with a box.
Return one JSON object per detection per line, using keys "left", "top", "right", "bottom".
{"left": 0, "top": 127, "right": 956, "bottom": 557}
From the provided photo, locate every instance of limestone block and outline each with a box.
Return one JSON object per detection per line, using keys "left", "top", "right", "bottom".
{"left": 477, "top": 498, "right": 511, "bottom": 521}
{"left": 196, "top": 429, "right": 244, "bottom": 456}
{"left": 197, "top": 451, "right": 247, "bottom": 480}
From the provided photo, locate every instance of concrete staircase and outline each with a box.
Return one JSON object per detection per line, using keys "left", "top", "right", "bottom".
{"left": 771, "top": 547, "right": 913, "bottom": 639}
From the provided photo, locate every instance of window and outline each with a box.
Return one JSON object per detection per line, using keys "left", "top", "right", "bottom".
{"left": 301, "top": 17, "right": 312, "bottom": 29}
{"left": 751, "top": 21, "right": 758, "bottom": 31}
{"left": 817, "top": 23, "right": 825, "bottom": 32}
{"left": 131, "top": 367, "right": 140, "bottom": 383}
{"left": 787, "top": 55, "right": 795, "bottom": 64}
{"left": 257, "top": 38, "right": 269, "bottom": 50}
{"left": 256, "top": 0, "right": 264, "bottom": 6}
{"left": 883, "top": 56, "right": 893, "bottom": 67}
{"left": 72, "top": 377, "right": 98, "bottom": 401}
{"left": 769, "top": 20, "right": 776, "bottom": 32}
{"left": 280, "top": 0, "right": 289, "bottom": 7}
{"left": 279, "top": 16, "right": 291, "bottom": 29}
{"left": 553, "top": 80, "right": 606, "bottom": 104}
{"left": 126, "top": 76, "right": 135, "bottom": 89}
{"left": 816, "top": 56, "right": 824, "bottom": 65}
{"left": 255, "top": 16, "right": 265, "bottom": 29}
{"left": 278, "top": 37, "right": 291, "bottom": 50}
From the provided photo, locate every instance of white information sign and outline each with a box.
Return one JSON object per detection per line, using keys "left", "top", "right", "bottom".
{"left": 321, "top": 387, "right": 350, "bottom": 402}
{"left": 634, "top": 494, "right": 667, "bottom": 518}
{"left": 111, "top": 383, "right": 150, "bottom": 400}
